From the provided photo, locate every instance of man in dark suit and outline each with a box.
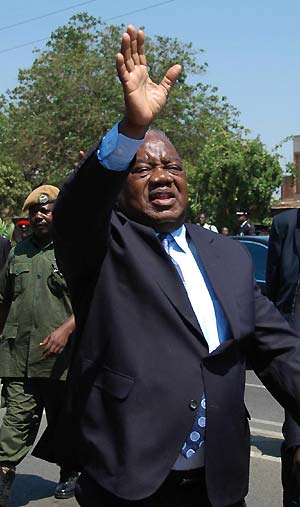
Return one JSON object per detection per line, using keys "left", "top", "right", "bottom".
{"left": 52, "top": 25, "right": 300, "bottom": 507}
{"left": 235, "top": 210, "right": 256, "bottom": 236}
{"left": 267, "top": 209, "right": 300, "bottom": 506}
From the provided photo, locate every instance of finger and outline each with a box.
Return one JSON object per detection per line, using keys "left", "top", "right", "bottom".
{"left": 43, "top": 349, "right": 55, "bottom": 358}
{"left": 137, "top": 29, "right": 146, "bottom": 66}
{"left": 159, "top": 64, "right": 182, "bottom": 96}
{"left": 42, "top": 346, "right": 52, "bottom": 356}
{"left": 129, "top": 28, "right": 139, "bottom": 65}
{"left": 121, "top": 31, "right": 135, "bottom": 73}
{"left": 40, "top": 336, "right": 50, "bottom": 346}
{"left": 116, "top": 53, "right": 130, "bottom": 84}
{"left": 42, "top": 343, "right": 57, "bottom": 356}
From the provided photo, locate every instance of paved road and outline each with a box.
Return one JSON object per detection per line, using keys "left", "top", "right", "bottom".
{"left": 4, "top": 370, "right": 284, "bottom": 506}
{"left": 246, "top": 370, "right": 283, "bottom": 507}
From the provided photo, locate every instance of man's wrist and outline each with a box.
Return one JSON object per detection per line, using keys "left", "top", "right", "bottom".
{"left": 118, "top": 118, "right": 149, "bottom": 140}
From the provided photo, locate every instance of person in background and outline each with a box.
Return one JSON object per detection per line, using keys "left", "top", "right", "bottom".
{"left": 221, "top": 227, "right": 230, "bottom": 236}
{"left": 50, "top": 24, "right": 300, "bottom": 507}
{"left": 73, "top": 150, "right": 85, "bottom": 170}
{"left": 0, "top": 238, "right": 11, "bottom": 273}
{"left": 266, "top": 209, "right": 300, "bottom": 506}
{"left": 198, "top": 211, "right": 218, "bottom": 233}
{"left": 15, "top": 219, "right": 30, "bottom": 242}
{"left": 0, "top": 185, "right": 77, "bottom": 507}
{"left": 235, "top": 209, "right": 256, "bottom": 236}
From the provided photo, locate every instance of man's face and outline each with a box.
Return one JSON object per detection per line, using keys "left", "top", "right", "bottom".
{"left": 118, "top": 132, "right": 188, "bottom": 233}
{"left": 29, "top": 203, "right": 54, "bottom": 243}
{"left": 237, "top": 213, "right": 246, "bottom": 224}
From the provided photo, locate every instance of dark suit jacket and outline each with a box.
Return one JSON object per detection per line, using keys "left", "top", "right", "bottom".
{"left": 236, "top": 221, "right": 256, "bottom": 236}
{"left": 266, "top": 209, "right": 300, "bottom": 447}
{"left": 0, "top": 237, "right": 11, "bottom": 272}
{"left": 52, "top": 148, "right": 300, "bottom": 507}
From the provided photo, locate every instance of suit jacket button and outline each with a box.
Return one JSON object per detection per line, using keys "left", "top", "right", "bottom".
{"left": 189, "top": 400, "right": 198, "bottom": 410}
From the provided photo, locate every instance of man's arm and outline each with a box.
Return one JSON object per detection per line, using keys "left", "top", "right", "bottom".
{"left": 247, "top": 222, "right": 256, "bottom": 235}
{"left": 0, "top": 302, "right": 11, "bottom": 335}
{"left": 265, "top": 214, "right": 300, "bottom": 485}
{"left": 52, "top": 25, "right": 181, "bottom": 294}
{"left": 266, "top": 216, "right": 281, "bottom": 302}
{"left": 0, "top": 253, "right": 13, "bottom": 333}
{"left": 0, "top": 237, "right": 11, "bottom": 272}
{"left": 248, "top": 281, "right": 300, "bottom": 426}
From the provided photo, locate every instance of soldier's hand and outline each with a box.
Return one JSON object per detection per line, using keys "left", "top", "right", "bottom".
{"left": 40, "top": 328, "right": 69, "bottom": 357}
{"left": 117, "top": 25, "right": 181, "bottom": 133}
{"left": 74, "top": 150, "right": 85, "bottom": 170}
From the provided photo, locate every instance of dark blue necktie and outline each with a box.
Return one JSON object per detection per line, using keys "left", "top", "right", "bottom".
{"left": 159, "top": 234, "right": 184, "bottom": 283}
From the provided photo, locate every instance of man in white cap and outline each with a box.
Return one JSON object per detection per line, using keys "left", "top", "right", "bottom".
{"left": 235, "top": 209, "right": 256, "bottom": 236}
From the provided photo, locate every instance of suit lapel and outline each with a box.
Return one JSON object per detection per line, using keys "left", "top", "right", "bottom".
{"left": 116, "top": 216, "right": 239, "bottom": 350}
{"left": 186, "top": 224, "right": 239, "bottom": 341}
{"left": 118, "top": 218, "right": 206, "bottom": 343}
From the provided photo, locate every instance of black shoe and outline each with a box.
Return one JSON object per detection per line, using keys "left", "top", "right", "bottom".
{"left": 54, "top": 472, "right": 78, "bottom": 499}
{"left": 0, "top": 466, "right": 15, "bottom": 507}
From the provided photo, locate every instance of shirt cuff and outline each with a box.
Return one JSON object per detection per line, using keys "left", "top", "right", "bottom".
{"left": 97, "top": 121, "right": 145, "bottom": 171}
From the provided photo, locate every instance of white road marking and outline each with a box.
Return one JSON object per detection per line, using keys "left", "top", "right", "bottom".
{"left": 251, "top": 418, "right": 282, "bottom": 427}
{"left": 250, "top": 427, "right": 283, "bottom": 439}
{"left": 250, "top": 450, "right": 281, "bottom": 463}
{"left": 246, "top": 383, "right": 266, "bottom": 389}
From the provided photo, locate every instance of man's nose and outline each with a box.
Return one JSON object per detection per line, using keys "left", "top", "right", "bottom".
{"left": 35, "top": 211, "right": 46, "bottom": 220}
{"left": 149, "top": 166, "right": 173, "bottom": 185}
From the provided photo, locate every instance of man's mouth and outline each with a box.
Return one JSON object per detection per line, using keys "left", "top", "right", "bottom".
{"left": 150, "top": 190, "right": 176, "bottom": 207}
{"left": 34, "top": 222, "right": 47, "bottom": 228}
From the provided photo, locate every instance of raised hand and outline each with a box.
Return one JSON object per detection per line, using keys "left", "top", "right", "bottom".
{"left": 74, "top": 150, "right": 85, "bottom": 170}
{"left": 116, "top": 25, "right": 181, "bottom": 136}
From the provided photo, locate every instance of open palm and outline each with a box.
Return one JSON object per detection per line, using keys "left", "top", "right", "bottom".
{"left": 116, "top": 25, "right": 181, "bottom": 127}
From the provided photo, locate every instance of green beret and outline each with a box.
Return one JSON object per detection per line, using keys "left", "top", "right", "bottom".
{"left": 22, "top": 185, "right": 60, "bottom": 213}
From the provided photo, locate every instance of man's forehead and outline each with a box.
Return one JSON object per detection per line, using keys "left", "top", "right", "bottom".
{"left": 139, "top": 134, "right": 180, "bottom": 159}
{"left": 29, "top": 202, "right": 54, "bottom": 213}
{"left": 144, "top": 139, "right": 166, "bottom": 154}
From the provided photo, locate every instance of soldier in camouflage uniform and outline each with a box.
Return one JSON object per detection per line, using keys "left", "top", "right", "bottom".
{"left": 0, "top": 185, "right": 76, "bottom": 506}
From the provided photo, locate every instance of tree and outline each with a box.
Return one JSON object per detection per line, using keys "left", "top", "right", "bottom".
{"left": 0, "top": 160, "right": 31, "bottom": 217}
{"left": 186, "top": 132, "right": 282, "bottom": 230}
{"left": 1, "top": 13, "right": 283, "bottom": 224}
{"left": 0, "top": 111, "right": 31, "bottom": 216}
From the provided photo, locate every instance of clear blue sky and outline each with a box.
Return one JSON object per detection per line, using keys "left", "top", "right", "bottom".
{"left": 1, "top": 0, "right": 299, "bottom": 165}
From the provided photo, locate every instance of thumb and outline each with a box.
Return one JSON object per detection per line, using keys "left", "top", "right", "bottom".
{"left": 159, "top": 64, "right": 182, "bottom": 96}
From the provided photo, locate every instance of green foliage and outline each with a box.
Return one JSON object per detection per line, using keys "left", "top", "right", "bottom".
{"left": 0, "top": 13, "right": 283, "bottom": 225}
{"left": 0, "top": 218, "right": 14, "bottom": 240}
{"left": 186, "top": 134, "right": 282, "bottom": 229}
{"left": 0, "top": 160, "right": 31, "bottom": 216}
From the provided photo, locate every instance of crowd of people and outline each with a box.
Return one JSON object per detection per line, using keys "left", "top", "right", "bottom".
{"left": 197, "top": 209, "right": 266, "bottom": 237}
{"left": 0, "top": 23, "right": 300, "bottom": 507}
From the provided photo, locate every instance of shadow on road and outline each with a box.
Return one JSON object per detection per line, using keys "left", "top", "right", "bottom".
{"left": 9, "top": 474, "right": 56, "bottom": 507}
{"left": 251, "top": 435, "right": 282, "bottom": 458}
